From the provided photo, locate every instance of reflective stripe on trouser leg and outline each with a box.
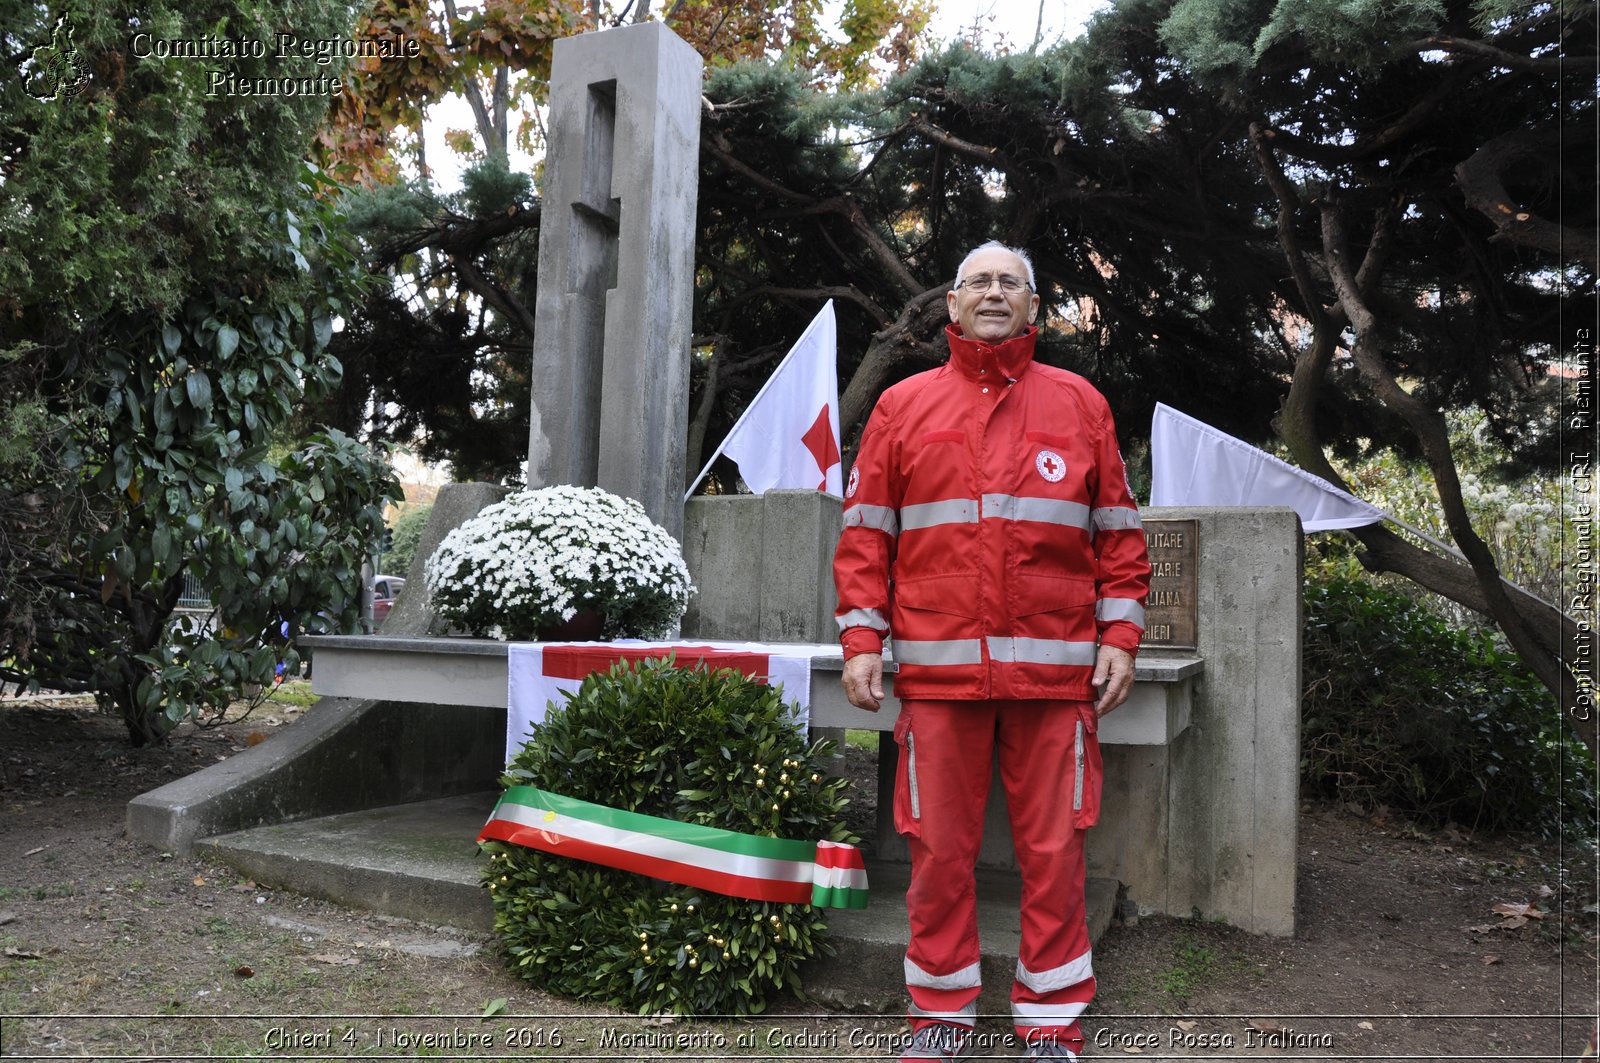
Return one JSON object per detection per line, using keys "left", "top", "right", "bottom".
{"left": 906, "top": 957, "right": 981, "bottom": 1031}
{"left": 996, "top": 699, "right": 1096, "bottom": 1048}
{"left": 899, "top": 700, "right": 997, "bottom": 1032}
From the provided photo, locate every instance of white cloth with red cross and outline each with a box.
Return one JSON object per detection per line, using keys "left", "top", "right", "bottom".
{"left": 505, "top": 640, "right": 839, "bottom": 761}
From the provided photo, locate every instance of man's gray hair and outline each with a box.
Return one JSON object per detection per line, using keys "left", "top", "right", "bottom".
{"left": 954, "top": 240, "right": 1036, "bottom": 291}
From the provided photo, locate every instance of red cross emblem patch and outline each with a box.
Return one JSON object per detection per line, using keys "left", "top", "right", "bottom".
{"left": 846, "top": 465, "right": 860, "bottom": 498}
{"left": 1035, "top": 449, "right": 1066, "bottom": 483}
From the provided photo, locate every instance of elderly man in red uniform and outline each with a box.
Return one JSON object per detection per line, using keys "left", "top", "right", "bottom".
{"left": 833, "top": 241, "right": 1152, "bottom": 1062}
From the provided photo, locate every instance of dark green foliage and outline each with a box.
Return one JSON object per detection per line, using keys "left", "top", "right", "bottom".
{"left": 325, "top": 167, "right": 538, "bottom": 483}
{"left": 1302, "top": 577, "right": 1595, "bottom": 833}
{"left": 0, "top": 0, "right": 400, "bottom": 744}
{"left": 460, "top": 156, "right": 534, "bottom": 218}
{"left": 482, "top": 659, "right": 857, "bottom": 1015}
{"left": 383, "top": 503, "right": 432, "bottom": 578}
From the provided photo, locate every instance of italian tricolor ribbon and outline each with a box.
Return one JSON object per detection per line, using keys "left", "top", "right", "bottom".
{"left": 479, "top": 786, "right": 869, "bottom": 909}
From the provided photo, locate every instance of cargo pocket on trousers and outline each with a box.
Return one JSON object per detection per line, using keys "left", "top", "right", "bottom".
{"left": 1072, "top": 714, "right": 1104, "bottom": 830}
{"left": 893, "top": 710, "right": 922, "bottom": 839}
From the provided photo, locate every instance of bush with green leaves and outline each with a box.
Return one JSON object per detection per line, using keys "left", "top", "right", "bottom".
{"left": 1302, "top": 576, "right": 1595, "bottom": 834}
{"left": 383, "top": 502, "right": 432, "bottom": 577}
{"left": 481, "top": 658, "right": 857, "bottom": 1015}
{"left": 0, "top": 0, "right": 400, "bottom": 744}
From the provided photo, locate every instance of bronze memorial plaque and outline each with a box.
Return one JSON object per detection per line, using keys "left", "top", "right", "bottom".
{"left": 1140, "top": 519, "right": 1198, "bottom": 649}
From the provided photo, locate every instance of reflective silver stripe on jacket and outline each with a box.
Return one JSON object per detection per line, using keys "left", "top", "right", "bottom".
{"left": 890, "top": 494, "right": 1103, "bottom": 532}
{"left": 906, "top": 958, "right": 982, "bottom": 991}
{"left": 1091, "top": 506, "right": 1143, "bottom": 531}
{"left": 843, "top": 503, "right": 899, "bottom": 535}
{"left": 892, "top": 639, "right": 984, "bottom": 666}
{"left": 1096, "top": 597, "right": 1146, "bottom": 627}
{"left": 1015, "top": 950, "right": 1094, "bottom": 994}
{"left": 836, "top": 607, "right": 889, "bottom": 633}
{"left": 980, "top": 493, "right": 1091, "bottom": 530}
{"left": 900, "top": 498, "right": 979, "bottom": 531}
{"left": 985, "top": 636, "right": 1098, "bottom": 666}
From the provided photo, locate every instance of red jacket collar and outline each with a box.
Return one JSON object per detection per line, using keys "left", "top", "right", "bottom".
{"left": 945, "top": 323, "right": 1038, "bottom": 382}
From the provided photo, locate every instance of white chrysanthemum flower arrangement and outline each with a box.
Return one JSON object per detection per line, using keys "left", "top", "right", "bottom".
{"left": 424, "top": 486, "right": 694, "bottom": 640}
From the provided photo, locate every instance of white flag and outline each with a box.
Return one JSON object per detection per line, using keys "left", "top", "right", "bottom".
{"left": 1150, "top": 403, "right": 1388, "bottom": 531}
{"left": 693, "top": 301, "right": 842, "bottom": 497}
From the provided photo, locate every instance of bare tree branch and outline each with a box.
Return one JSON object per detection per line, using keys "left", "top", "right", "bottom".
{"left": 369, "top": 204, "right": 540, "bottom": 268}
{"left": 704, "top": 134, "right": 924, "bottom": 297}
{"left": 1398, "top": 33, "right": 1589, "bottom": 73}
{"left": 840, "top": 285, "right": 952, "bottom": 444}
{"left": 726, "top": 284, "right": 888, "bottom": 324}
{"left": 452, "top": 256, "right": 538, "bottom": 342}
{"left": 1456, "top": 128, "right": 1599, "bottom": 272}
{"left": 910, "top": 117, "right": 1007, "bottom": 169}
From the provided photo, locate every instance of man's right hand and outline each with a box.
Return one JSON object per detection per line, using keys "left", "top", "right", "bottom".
{"left": 842, "top": 652, "right": 885, "bottom": 712}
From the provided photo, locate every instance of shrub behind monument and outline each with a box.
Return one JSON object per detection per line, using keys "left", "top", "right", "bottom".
{"left": 1302, "top": 576, "right": 1594, "bottom": 834}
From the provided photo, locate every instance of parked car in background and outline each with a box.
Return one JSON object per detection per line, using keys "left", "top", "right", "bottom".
{"left": 371, "top": 575, "right": 406, "bottom": 627}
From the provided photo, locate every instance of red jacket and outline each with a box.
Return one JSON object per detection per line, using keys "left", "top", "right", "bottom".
{"left": 833, "top": 324, "right": 1151, "bottom": 702}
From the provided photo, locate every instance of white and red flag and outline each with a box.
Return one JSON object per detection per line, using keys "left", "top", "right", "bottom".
{"left": 1150, "top": 403, "right": 1387, "bottom": 531}
{"left": 506, "top": 640, "right": 841, "bottom": 762}
{"left": 685, "top": 301, "right": 842, "bottom": 498}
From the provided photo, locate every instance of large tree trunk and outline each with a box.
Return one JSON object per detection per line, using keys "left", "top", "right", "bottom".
{"left": 839, "top": 286, "right": 951, "bottom": 448}
{"left": 1255, "top": 132, "right": 1597, "bottom": 757}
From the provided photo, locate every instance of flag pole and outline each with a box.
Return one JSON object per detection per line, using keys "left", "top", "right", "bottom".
{"left": 1378, "top": 514, "right": 1563, "bottom": 612}
{"left": 682, "top": 300, "right": 834, "bottom": 502}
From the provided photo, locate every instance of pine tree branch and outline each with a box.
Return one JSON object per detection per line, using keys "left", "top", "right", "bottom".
{"left": 1399, "top": 33, "right": 1590, "bottom": 73}
{"left": 370, "top": 204, "right": 541, "bottom": 268}
{"left": 1455, "top": 128, "right": 1600, "bottom": 272}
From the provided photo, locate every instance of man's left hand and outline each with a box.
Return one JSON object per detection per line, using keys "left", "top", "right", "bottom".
{"left": 1092, "top": 645, "right": 1135, "bottom": 717}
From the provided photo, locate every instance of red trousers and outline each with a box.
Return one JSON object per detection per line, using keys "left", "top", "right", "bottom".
{"left": 892, "top": 698, "right": 1101, "bottom": 1049}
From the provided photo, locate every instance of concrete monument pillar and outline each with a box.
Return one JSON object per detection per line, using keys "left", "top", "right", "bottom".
{"left": 525, "top": 21, "right": 703, "bottom": 540}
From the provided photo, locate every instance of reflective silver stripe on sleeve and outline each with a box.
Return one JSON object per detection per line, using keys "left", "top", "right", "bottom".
{"left": 985, "top": 637, "right": 1098, "bottom": 667}
{"left": 900, "top": 498, "right": 979, "bottom": 531}
{"left": 836, "top": 607, "right": 889, "bottom": 633}
{"left": 1096, "top": 598, "right": 1146, "bottom": 627}
{"left": 1011, "top": 1000, "right": 1091, "bottom": 1026}
{"left": 1015, "top": 950, "right": 1094, "bottom": 994}
{"left": 843, "top": 504, "right": 899, "bottom": 535}
{"left": 1091, "top": 506, "right": 1143, "bottom": 531}
{"left": 910, "top": 1002, "right": 978, "bottom": 1027}
{"left": 906, "top": 958, "right": 982, "bottom": 991}
{"left": 981, "top": 494, "right": 1091, "bottom": 530}
{"left": 892, "top": 639, "right": 985, "bottom": 666}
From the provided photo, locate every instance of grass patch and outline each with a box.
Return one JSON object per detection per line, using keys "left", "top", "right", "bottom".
{"left": 265, "top": 679, "right": 319, "bottom": 708}
{"left": 1158, "top": 930, "right": 1218, "bottom": 1003}
{"left": 844, "top": 729, "right": 879, "bottom": 751}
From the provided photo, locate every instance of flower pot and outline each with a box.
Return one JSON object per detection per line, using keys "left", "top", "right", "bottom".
{"left": 535, "top": 607, "right": 606, "bottom": 642}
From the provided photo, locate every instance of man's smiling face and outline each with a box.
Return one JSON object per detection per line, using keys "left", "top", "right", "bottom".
{"left": 947, "top": 246, "right": 1040, "bottom": 343}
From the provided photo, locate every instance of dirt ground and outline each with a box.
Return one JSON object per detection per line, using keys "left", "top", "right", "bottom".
{"left": 1, "top": 690, "right": 1596, "bottom": 1062}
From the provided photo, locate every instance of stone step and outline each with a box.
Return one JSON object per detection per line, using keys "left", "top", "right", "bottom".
{"left": 199, "top": 793, "right": 1117, "bottom": 1017}
{"left": 198, "top": 793, "right": 496, "bottom": 931}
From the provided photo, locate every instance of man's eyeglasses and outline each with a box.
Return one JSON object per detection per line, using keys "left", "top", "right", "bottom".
{"left": 956, "top": 273, "right": 1032, "bottom": 295}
